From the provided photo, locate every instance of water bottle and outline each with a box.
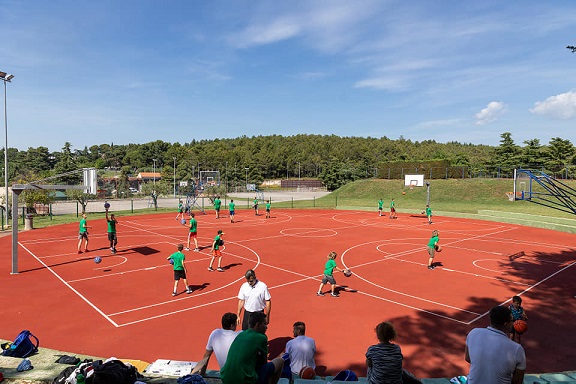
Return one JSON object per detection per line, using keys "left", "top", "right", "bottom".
{"left": 76, "top": 373, "right": 85, "bottom": 384}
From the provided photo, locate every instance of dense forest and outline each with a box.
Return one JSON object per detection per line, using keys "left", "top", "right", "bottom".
{"left": 1, "top": 132, "right": 574, "bottom": 197}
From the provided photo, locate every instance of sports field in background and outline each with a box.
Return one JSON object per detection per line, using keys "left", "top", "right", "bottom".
{"left": 1, "top": 204, "right": 575, "bottom": 378}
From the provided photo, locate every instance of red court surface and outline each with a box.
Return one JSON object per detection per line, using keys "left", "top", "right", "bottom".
{"left": 1, "top": 209, "right": 575, "bottom": 378}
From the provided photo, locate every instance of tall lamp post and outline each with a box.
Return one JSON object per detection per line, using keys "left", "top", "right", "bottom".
{"left": 152, "top": 159, "right": 157, "bottom": 188}
{"left": 173, "top": 157, "right": 176, "bottom": 198}
{"left": 1, "top": 71, "right": 14, "bottom": 226}
{"left": 244, "top": 167, "right": 249, "bottom": 190}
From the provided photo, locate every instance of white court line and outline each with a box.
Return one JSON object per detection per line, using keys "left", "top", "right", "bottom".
{"left": 467, "top": 260, "right": 576, "bottom": 325}
{"left": 18, "top": 242, "right": 119, "bottom": 327}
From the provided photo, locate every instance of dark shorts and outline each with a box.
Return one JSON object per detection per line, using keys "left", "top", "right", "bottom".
{"left": 242, "top": 309, "right": 264, "bottom": 331}
{"left": 215, "top": 207, "right": 220, "bottom": 212}
{"left": 188, "top": 232, "right": 197, "bottom": 238}
{"left": 254, "top": 204, "right": 258, "bottom": 209}
{"left": 391, "top": 208, "right": 396, "bottom": 212}
{"left": 230, "top": 210, "right": 235, "bottom": 216}
{"left": 174, "top": 270, "right": 186, "bottom": 280}
{"left": 266, "top": 208, "right": 270, "bottom": 212}
{"left": 256, "top": 362, "right": 276, "bottom": 384}
{"left": 78, "top": 231, "right": 88, "bottom": 240}
{"left": 321, "top": 274, "right": 336, "bottom": 285}
{"left": 108, "top": 232, "right": 117, "bottom": 242}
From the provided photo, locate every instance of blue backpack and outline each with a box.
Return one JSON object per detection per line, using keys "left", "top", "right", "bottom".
{"left": 333, "top": 369, "right": 358, "bottom": 381}
{"left": 2, "top": 330, "right": 39, "bottom": 358}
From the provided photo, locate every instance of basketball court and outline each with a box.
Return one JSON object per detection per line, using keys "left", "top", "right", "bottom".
{"left": 1, "top": 208, "right": 575, "bottom": 378}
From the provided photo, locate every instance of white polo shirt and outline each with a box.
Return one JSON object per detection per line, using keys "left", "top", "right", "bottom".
{"left": 238, "top": 280, "right": 271, "bottom": 312}
{"left": 206, "top": 328, "right": 240, "bottom": 369}
{"left": 466, "top": 326, "right": 526, "bottom": 384}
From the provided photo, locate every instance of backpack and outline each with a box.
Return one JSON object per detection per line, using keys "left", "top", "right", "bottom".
{"left": 2, "top": 330, "right": 39, "bottom": 358}
{"left": 332, "top": 369, "right": 358, "bottom": 381}
{"left": 177, "top": 374, "right": 207, "bottom": 384}
{"left": 89, "top": 359, "right": 138, "bottom": 384}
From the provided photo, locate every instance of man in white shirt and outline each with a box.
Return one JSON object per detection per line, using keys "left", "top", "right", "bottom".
{"left": 191, "top": 312, "right": 240, "bottom": 375}
{"left": 465, "top": 305, "right": 526, "bottom": 384}
{"left": 237, "top": 269, "right": 272, "bottom": 330}
{"left": 285, "top": 321, "right": 316, "bottom": 376}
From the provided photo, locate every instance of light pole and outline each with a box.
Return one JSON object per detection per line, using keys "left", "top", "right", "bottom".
{"left": 152, "top": 159, "right": 157, "bottom": 188}
{"left": 1, "top": 71, "right": 13, "bottom": 226}
{"left": 298, "top": 162, "right": 301, "bottom": 180}
{"left": 173, "top": 157, "right": 176, "bottom": 198}
{"left": 245, "top": 167, "right": 249, "bottom": 189}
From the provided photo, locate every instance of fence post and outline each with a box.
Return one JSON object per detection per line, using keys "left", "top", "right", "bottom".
{"left": 313, "top": 196, "right": 315, "bottom": 207}
{"left": 291, "top": 197, "right": 294, "bottom": 208}
{"left": 49, "top": 203, "right": 53, "bottom": 220}
{"left": 76, "top": 201, "right": 79, "bottom": 217}
{"left": 131, "top": 199, "right": 134, "bottom": 213}
{"left": 22, "top": 207, "right": 25, "bottom": 225}
{"left": 335, "top": 196, "right": 338, "bottom": 207}
{"left": 1, "top": 209, "right": 3, "bottom": 230}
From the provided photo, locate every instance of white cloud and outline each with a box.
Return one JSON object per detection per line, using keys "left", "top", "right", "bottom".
{"left": 530, "top": 91, "right": 576, "bottom": 119}
{"left": 474, "top": 101, "right": 506, "bottom": 125}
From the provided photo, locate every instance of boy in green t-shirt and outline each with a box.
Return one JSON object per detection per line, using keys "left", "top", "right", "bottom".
{"left": 317, "top": 251, "right": 346, "bottom": 297}
{"left": 425, "top": 204, "right": 433, "bottom": 224}
{"left": 77, "top": 214, "right": 91, "bottom": 253}
{"left": 427, "top": 230, "right": 439, "bottom": 270}
{"left": 229, "top": 200, "right": 236, "bottom": 223}
{"left": 167, "top": 244, "right": 192, "bottom": 296}
{"left": 208, "top": 229, "right": 225, "bottom": 272}
{"left": 253, "top": 197, "right": 259, "bottom": 216}
{"left": 378, "top": 199, "right": 384, "bottom": 216}
{"left": 265, "top": 200, "right": 271, "bottom": 219}
{"left": 185, "top": 213, "right": 198, "bottom": 251}
{"left": 106, "top": 209, "right": 118, "bottom": 254}
{"left": 214, "top": 195, "right": 222, "bottom": 219}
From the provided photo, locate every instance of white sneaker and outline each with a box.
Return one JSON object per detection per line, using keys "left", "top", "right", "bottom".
{"left": 184, "top": 247, "right": 190, "bottom": 251}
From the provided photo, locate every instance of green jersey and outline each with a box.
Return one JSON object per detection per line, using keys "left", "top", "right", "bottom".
{"left": 79, "top": 218, "right": 88, "bottom": 233}
{"left": 426, "top": 207, "right": 432, "bottom": 216}
{"left": 266, "top": 202, "right": 271, "bottom": 210}
{"left": 169, "top": 251, "right": 185, "bottom": 271}
{"left": 213, "top": 234, "right": 221, "bottom": 250}
{"left": 229, "top": 202, "right": 235, "bottom": 211}
{"left": 214, "top": 198, "right": 221, "bottom": 209}
{"left": 189, "top": 218, "right": 197, "bottom": 232}
{"left": 428, "top": 235, "right": 439, "bottom": 248}
{"left": 323, "top": 259, "right": 337, "bottom": 276}
{"left": 107, "top": 219, "right": 117, "bottom": 233}
{"left": 221, "top": 329, "right": 268, "bottom": 384}
{"left": 378, "top": 200, "right": 383, "bottom": 209}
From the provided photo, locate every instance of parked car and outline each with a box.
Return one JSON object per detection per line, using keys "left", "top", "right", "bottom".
{"left": 129, "top": 187, "right": 139, "bottom": 193}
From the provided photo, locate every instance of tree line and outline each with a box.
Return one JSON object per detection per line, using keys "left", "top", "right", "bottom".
{"left": 1, "top": 132, "right": 575, "bottom": 198}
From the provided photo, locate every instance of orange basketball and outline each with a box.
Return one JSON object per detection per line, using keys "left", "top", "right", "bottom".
{"left": 435, "top": 244, "right": 442, "bottom": 252}
{"left": 514, "top": 320, "right": 528, "bottom": 334}
{"left": 299, "top": 366, "right": 315, "bottom": 379}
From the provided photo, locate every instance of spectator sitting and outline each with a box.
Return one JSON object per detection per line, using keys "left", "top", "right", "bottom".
{"left": 366, "top": 321, "right": 421, "bottom": 384}
{"left": 191, "top": 312, "right": 240, "bottom": 375}
{"left": 285, "top": 321, "right": 316, "bottom": 377}
{"left": 221, "top": 311, "right": 284, "bottom": 384}
{"left": 465, "top": 305, "right": 526, "bottom": 384}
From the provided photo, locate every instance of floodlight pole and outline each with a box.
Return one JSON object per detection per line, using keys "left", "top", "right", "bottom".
{"left": 173, "top": 157, "right": 176, "bottom": 198}
{"left": 245, "top": 167, "right": 249, "bottom": 189}
{"left": 152, "top": 159, "right": 156, "bottom": 187}
{"left": 1, "top": 71, "right": 13, "bottom": 226}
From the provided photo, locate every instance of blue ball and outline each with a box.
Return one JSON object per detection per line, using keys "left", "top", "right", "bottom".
{"left": 104, "top": 202, "right": 110, "bottom": 209}
{"left": 169, "top": 259, "right": 174, "bottom": 265}
{"left": 94, "top": 257, "right": 102, "bottom": 264}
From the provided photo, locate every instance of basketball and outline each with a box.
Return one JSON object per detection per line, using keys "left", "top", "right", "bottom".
{"left": 104, "top": 202, "right": 110, "bottom": 210}
{"left": 299, "top": 366, "right": 315, "bottom": 379}
{"left": 421, "top": 210, "right": 425, "bottom": 214}
{"left": 169, "top": 259, "right": 174, "bottom": 265}
{"left": 343, "top": 269, "right": 352, "bottom": 277}
{"left": 94, "top": 257, "right": 102, "bottom": 264}
{"left": 514, "top": 320, "right": 528, "bottom": 334}
{"left": 180, "top": 218, "right": 186, "bottom": 225}
{"left": 402, "top": 191, "right": 406, "bottom": 195}
{"left": 435, "top": 245, "right": 442, "bottom": 252}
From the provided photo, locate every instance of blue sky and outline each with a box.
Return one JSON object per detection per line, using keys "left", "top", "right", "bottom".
{"left": 1, "top": 0, "right": 576, "bottom": 151}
